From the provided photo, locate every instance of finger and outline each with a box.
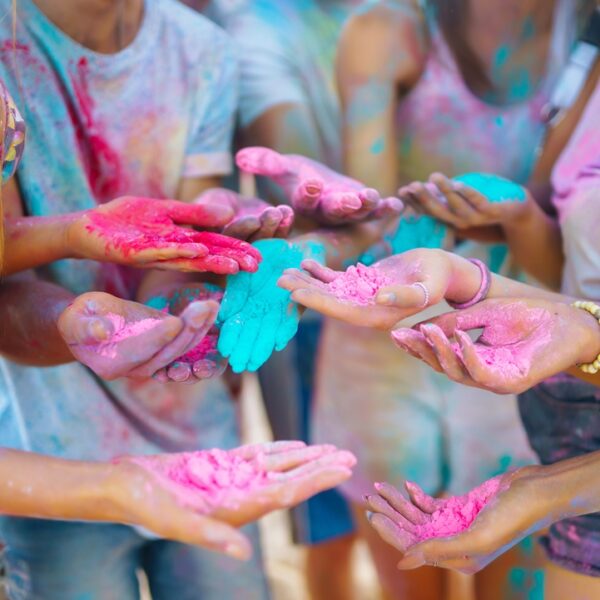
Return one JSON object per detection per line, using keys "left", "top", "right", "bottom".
{"left": 192, "top": 358, "right": 225, "bottom": 380}
{"left": 228, "top": 314, "right": 262, "bottom": 373}
{"left": 261, "top": 444, "right": 338, "bottom": 472}
{"left": 453, "top": 183, "right": 501, "bottom": 215}
{"left": 300, "top": 259, "right": 339, "bottom": 284}
{"left": 405, "top": 481, "right": 442, "bottom": 514}
{"left": 408, "top": 182, "right": 462, "bottom": 227}
{"left": 271, "top": 449, "right": 357, "bottom": 480}
{"left": 374, "top": 482, "right": 428, "bottom": 525}
{"left": 151, "top": 508, "right": 251, "bottom": 560}
{"left": 275, "top": 205, "right": 295, "bottom": 238}
{"left": 429, "top": 173, "right": 479, "bottom": 223}
{"left": 455, "top": 330, "right": 496, "bottom": 389}
{"left": 127, "top": 242, "right": 209, "bottom": 263}
{"left": 273, "top": 302, "right": 299, "bottom": 352}
{"left": 230, "top": 441, "right": 307, "bottom": 460}
{"left": 235, "top": 146, "right": 290, "bottom": 178}
{"left": 375, "top": 283, "right": 430, "bottom": 309}
{"left": 217, "top": 313, "right": 244, "bottom": 360}
{"left": 164, "top": 198, "right": 234, "bottom": 228}
{"left": 218, "top": 272, "right": 252, "bottom": 321}
{"left": 62, "top": 314, "right": 116, "bottom": 345}
{"left": 373, "top": 197, "right": 404, "bottom": 219}
{"left": 321, "top": 191, "right": 362, "bottom": 219}
{"left": 420, "top": 323, "right": 469, "bottom": 381}
{"left": 222, "top": 216, "right": 262, "bottom": 241}
{"left": 166, "top": 362, "right": 193, "bottom": 383}
{"left": 129, "top": 301, "right": 218, "bottom": 378}
{"left": 292, "top": 178, "right": 323, "bottom": 213}
{"left": 278, "top": 270, "right": 326, "bottom": 292}
{"left": 246, "top": 309, "right": 280, "bottom": 371}
{"left": 254, "top": 207, "right": 283, "bottom": 240}
{"left": 369, "top": 513, "right": 416, "bottom": 554}
{"left": 390, "top": 328, "right": 444, "bottom": 372}
{"left": 365, "top": 494, "right": 418, "bottom": 533}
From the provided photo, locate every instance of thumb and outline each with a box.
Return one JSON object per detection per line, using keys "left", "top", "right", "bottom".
{"left": 59, "top": 314, "right": 115, "bottom": 345}
{"left": 375, "top": 282, "right": 431, "bottom": 309}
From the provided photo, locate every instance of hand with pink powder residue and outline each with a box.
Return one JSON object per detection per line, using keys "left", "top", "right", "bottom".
{"left": 144, "top": 283, "right": 228, "bottom": 384}
{"left": 366, "top": 467, "right": 552, "bottom": 574}
{"left": 391, "top": 297, "right": 600, "bottom": 394}
{"left": 117, "top": 441, "right": 356, "bottom": 527}
{"left": 195, "top": 188, "right": 294, "bottom": 242}
{"left": 236, "top": 147, "right": 403, "bottom": 226}
{"left": 68, "top": 196, "right": 261, "bottom": 275}
{"left": 58, "top": 291, "right": 219, "bottom": 381}
{"left": 278, "top": 249, "right": 456, "bottom": 330}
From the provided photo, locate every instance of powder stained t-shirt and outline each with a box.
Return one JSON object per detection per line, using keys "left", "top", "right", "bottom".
{"left": 0, "top": 0, "right": 240, "bottom": 459}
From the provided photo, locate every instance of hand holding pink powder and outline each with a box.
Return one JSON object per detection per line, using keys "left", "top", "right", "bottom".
{"left": 278, "top": 249, "right": 455, "bottom": 330}
{"left": 119, "top": 441, "right": 356, "bottom": 527}
{"left": 366, "top": 466, "right": 553, "bottom": 574}
{"left": 70, "top": 196, "right": 261, "bottom": 275}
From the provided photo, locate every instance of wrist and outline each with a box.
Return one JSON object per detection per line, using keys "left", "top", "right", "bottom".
{"left": 446, "top": 252, "right": 484, "bottom": 305}
{"left": 62, "top": 210, "right": 88, "bottom": 259}
{"left": 501, "top": 191, "right": 538, "bottom": 230}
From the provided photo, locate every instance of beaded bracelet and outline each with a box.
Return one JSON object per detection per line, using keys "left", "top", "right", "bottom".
{"left": 447, "top": 259, "right": 492, "bottom": 310}
{"left": 572, "top": 300, "right": 600, "bottom": 374}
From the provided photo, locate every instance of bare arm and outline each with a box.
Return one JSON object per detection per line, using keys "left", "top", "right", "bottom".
{"left": 337, "top": 1, "right": 426, "bottom": 195}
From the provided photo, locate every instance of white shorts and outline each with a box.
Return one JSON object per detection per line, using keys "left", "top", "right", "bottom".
{"left": 312, "top": 316, "right": 537, "bottom": 502}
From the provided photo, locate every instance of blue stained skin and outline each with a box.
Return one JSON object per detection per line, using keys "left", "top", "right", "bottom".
{"left": 453, "top": 172, "right": 527, "bottom": 203}
{"left": 217, "top": 238, "right": 326, "bottom": 373}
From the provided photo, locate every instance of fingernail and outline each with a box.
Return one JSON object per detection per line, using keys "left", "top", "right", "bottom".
{"left": 374, "top": 482, "right": 384, "bottom": 491}
{"left": 224, "top": 543, "right": 249, "bottom": 561}
{"left": 376, "top": 292, "right": 396, "bottom": 305}
{"left": 366, "top": 510, "right": 374, "bottom": 522}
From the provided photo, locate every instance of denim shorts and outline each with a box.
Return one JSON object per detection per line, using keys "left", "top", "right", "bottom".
{"left": 519, "top": 374, "right": 600, "bottom": 576}
{"left": 0, "top": 517, "right": 269, "bottom": 600}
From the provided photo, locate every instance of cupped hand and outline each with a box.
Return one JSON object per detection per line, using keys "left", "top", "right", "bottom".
{"left": 366, "top": 467, "right": 549, "bottom": 574}
{"left": 398, "top": 172, "right": 530, "bottom": 230}
{"left": 117, "top": 441, "right": 356, "bottom": 528}
{"left": 195, "top": 188, "right": 294, "bottom": 242}
{"left": 236, "top": 147, "right": 403, "bottom": 226}
{"left": 58, "top": 291, "right": 219, "bottom": 381}
{"left": 109, "top": 457, "right": 252, "bottom": 560}
{"left": 218, "top": 238, "right": 326, "bottom": 372}
{"left": 278, "top": 248, "right": 454, "bottom": 330}
{"left": 69, "top": 196, "right": 260, "bottom": 275}
{"left": 390, "top": 297, "right": 598, "bottom": 394}
{"left": 145, "top": 283, "right": 228, "bottom": 384}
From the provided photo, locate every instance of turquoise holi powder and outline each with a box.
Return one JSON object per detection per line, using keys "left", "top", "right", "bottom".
{"left": 218, "top": 239, "right": 326, "bottom": 373}
{"left": 453, "top": 172, "right": 526, "bottom": 203}
{"left": 509, "top": 567, "right": 545, "bottom": 600}
{"left": 145, "top": 283, "right": 223, "bottom": 312}
{"left": 146, "top": 296, "right": 170, "bottom": 311}
{"left": 370, "top": 136, "right": 385, "bottom": 155}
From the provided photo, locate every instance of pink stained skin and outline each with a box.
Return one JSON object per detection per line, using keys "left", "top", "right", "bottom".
{"left": 325, "top": 263, "right": 393, "bottom": 306}
{"left": 236, "top": 146, "right": 403, "bottom": 226}
{"left": 195, "top": 188, "right": 295, "bottom": 242}
{"left": 119, "top": 442, "right": 357, "bottom": 527}
{"left": 75, "top": 196, "right": 260, "bottom": 275}
{"left": 390, "top": 297, "right": 596, "bottom": 395}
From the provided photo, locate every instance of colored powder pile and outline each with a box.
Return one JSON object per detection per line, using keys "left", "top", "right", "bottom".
{"left": 133, "top": 449, "right": 271, "bottom": 507}
{"left": 176, "top": 332, "right": 219, "bottom": 364}
{"left": 326, "top": 263, "right": 393, "bottom": 306}
{"left": 416, "top": 476, "right": 501, "bottom": 541}
{"left": 453, "top": 172, "right": 526, "bottom": 203}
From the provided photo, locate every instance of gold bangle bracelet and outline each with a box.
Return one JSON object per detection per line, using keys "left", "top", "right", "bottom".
{"left": 572, "top": 301, "right": 600, "bottom": 374}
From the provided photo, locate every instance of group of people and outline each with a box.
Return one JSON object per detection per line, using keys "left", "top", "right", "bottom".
{"left": 0, "top": 0, "right": 599, "bottom": 599}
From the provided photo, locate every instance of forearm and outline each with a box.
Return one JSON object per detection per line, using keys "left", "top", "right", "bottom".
{"left": 0, "top": 278, "right": 75, "bottom": 365}
{"left": 537, "top": 450, "right": 600, "bottom": 522}
{"left": 502, "top": 199, "right": 564, "bottom": 289}
{"left": 3, "top": 214, "right": 77, "bottom": 276}
{"left": 0, "top": 448, "right": 121, "bottom": 522}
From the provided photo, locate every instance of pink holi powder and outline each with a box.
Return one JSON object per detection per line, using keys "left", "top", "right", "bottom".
{"left": 326, "top": 263, "right": 392, "bottom": 306}
{"left": 176, "top": 332, "right": 219, "bottom": 364}
{"left": 415, "top": 476, "right": 502, "bottom": 541}
{"left": 131, "top": 449, "right": 272, "bottom": 508}
{"left": 102, "top": 313, "right": 163, "bottom": 342}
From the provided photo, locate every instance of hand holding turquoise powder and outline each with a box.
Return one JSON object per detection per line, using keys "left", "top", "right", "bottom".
{"left": 397, "top": 171, "right": 530, "bottom": 232}
{"left": 218, "top": 238, "right": 325, "bottom": 373}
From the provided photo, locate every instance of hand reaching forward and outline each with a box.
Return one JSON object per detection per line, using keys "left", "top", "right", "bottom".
{"left": 391, "top": 297, "right": 600, "bottom": 394}
{"left": 117, "top": 441, "right": 356, "bottom": 528}
{"left": 69, "top": 196, "right": 260, "bottom": 274}
{"left": 58, "top": 291, "right": 219, "bottom": 380}
{"left": 195, "top": 188, "right": 294, "bottom": 242}
{"left": 366, "top": 467, "right": 550, "bottom": 575}
{"left": 278, "top": 248, "right": 455, "bottom": 330}
{"left": 236, "top": 147, "right": 403, "bottom": 225}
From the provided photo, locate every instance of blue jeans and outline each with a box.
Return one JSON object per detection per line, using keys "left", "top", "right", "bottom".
{"left": 0, "top": 517, "right": 270, "bottom": 600}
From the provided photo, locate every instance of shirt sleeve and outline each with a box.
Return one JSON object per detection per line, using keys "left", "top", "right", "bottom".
{"left": 183, "top": 28, "right": 239, "bottom": 179}
{"left": 225, "top": 9, "right": 306, "bottom": 128}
